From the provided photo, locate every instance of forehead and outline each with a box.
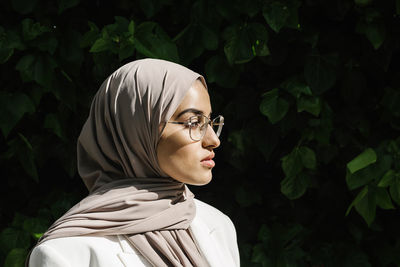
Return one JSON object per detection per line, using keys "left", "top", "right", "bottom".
{"left": 173, "top": 79, "right": 211, "bottom": 118}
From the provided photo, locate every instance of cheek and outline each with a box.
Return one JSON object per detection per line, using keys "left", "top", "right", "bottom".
{"left": 157, "top": 132, "right": 196, "bottom": 173}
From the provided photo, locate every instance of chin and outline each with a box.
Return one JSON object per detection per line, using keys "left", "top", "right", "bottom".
{"left": 189, "top": 173, "right": 213, "bottom": 186}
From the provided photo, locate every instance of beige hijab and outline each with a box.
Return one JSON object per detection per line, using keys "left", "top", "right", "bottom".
{"left": 30, "top": 58, "right": 210, "bottom": 267}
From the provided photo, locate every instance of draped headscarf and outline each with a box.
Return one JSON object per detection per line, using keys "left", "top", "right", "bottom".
{"left": 28, "top": 58, "right": 210, "bottom": 267}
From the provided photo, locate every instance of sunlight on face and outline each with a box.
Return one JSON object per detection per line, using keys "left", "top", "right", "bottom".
{"left": 156, "top": 79, "right": 221, "bottom": 185}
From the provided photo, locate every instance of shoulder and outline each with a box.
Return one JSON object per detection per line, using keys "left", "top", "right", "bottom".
{"left": 194, "top": 198, "right": 236, "bottom": 231}
{"left": 192, "top": 199, "right": 240, "bottom": 266}
{"left": 28, "top": 236, "right": 144, "bottom": 267}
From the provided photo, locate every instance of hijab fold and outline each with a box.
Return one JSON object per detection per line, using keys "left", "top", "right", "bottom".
{"left": 29, "top": 59, "right": 210, "bottom": 267}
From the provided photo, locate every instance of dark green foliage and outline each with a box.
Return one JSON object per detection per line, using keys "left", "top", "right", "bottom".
{"left": 1, "top": 0, "right": 400, "bottom": 266}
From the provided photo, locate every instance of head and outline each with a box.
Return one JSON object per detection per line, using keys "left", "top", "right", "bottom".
{"left": 77, "top": 59, "right": 220, "bottom": 192}
{"left": 157, "top": 79, "right": 221, "bottom": 186}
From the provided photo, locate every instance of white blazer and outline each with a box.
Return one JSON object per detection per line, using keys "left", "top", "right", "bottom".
{"left": 29, "top": 199, "right": 240, "bottom": 267}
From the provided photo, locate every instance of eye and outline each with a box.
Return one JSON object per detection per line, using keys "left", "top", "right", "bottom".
{"left": 188, "top": 115, "right": 202, "bottom": 129}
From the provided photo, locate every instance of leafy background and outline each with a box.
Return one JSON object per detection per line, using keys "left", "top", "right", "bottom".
{"left": 1, "top": 0, "right": 400, "bottom": 266}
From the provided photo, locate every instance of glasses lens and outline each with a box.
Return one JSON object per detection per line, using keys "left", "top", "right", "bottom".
{"left": 189, "top": 115, "right": 204, "bottom": 141}
{"left": 212, "top": 116, "right": 224, "bottom": 137}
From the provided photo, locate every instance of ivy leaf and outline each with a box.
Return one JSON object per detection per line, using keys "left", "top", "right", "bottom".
{"left": 134, "top": 22, "right": 179, "bottom": 62}
{"left": 346, "top": 186, "right": 376, "bottom": 226}
{"left": 21, "top": 19, "right": 50, "bottom": 41}
{"left": 356, "top": 20, "right": 386, "bottom": 50}
{"left": 347, "top": 148, "right": 377, "bottom": 174}
{"left": 90, "top": 38, "right": 110, "bottom": 53}
{"left": 297, "top": 96, "right": 321, "bottom": 117}
{"left": 81, "top": 21, "right": 100, "bottom": 48}
{"left": 299, "top": 146, "right": 316, "bottom": 170}
{"left": 260, "top": 88, "right": 289, "bottom": 124}
{"left": 235, "top": 187, "right": 262, "bottom": 207}
{"left": 378, "top": 169, "right": 395, "bottom": 187}
{"left": 44, "top": 113, "right": 66, "bottom": 141}
{"left": 375, "top": 187, "right": 395, "bottom": 210}
{"left": 205, "top": 55, "right": 240, "bottom": 88}
{"left": 262, "top": 1, "right": 290, "bottom": 33}
{"left": 201, "top": 24, "right": 219, "bottom": 50}
{"left": 23, "top": 218, "right": 49, "bottom": 240}
{"left": 4, "top": 248, "right": 28, "bottom": 267}
{"left": 223, "top": 24, "right": 254, "bottom": 65}
{"left": 304, "top": 53, "right": 337, "bottom": 95}
{"left": 354, "top": 186, "right": 376, "bottom": 226}
{"left": 0, "top": 92, "right": 35, "bottom": 137}
{"left": 281, "top": 77, "right": 313, "bottom": 98}
{"left": 389, "top": 177, "right": 400, "bottom": 205}
{"left": 0, "top": 228, "right": 30, "bottom": 253}
{"left": 281, "top": 148, "right": 303, "bottom": 178}
{"left": 281, "top": 172, "right": 311, "bottom": 200}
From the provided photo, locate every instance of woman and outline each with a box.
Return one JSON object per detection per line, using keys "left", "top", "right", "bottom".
{"left": 28, "top": 58, "right": 240, "bottom": 267}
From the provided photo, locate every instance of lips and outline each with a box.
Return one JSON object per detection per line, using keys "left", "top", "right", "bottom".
{"left": 201, "top": 152, "right": 215, "bottom": 168}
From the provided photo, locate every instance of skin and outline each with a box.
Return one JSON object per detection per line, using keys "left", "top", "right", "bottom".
{"left": 157, "top": 79, "right": 221, "bottom": 185}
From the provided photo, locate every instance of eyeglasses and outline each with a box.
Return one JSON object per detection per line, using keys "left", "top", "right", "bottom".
{"left": 168, "top": 114, "right": 224, "bottom": 141}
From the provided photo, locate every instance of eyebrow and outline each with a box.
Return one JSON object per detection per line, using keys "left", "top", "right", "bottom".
{"left": 176, "top": 108, "right": 212, "bottom": 119}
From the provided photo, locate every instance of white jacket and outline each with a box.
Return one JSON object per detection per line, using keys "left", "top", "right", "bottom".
{"left": 29, "top": 199, "right": 240, "bottom": 267}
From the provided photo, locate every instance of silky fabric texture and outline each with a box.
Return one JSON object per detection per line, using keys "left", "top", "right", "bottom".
{"left": 28, "top": 59, "right": 210, "bottom": 267}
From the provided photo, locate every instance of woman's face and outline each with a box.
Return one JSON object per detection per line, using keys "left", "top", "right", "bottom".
{"left": 157, "top": 79, "right": 220, "bottom": 185}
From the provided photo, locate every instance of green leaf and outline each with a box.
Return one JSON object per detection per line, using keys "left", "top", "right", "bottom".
{"left": 201, "top": 24, "right": 218, "bottom": 51}
{"left": 16, "top": 133, "right": 39, "bottom": 181}
{"left": 0, "top": 92, "right": 35, "bottom": 137}
{"left": 23, "top": 218, "right": 49, "bottom": 240}
{"left": 90, "top": 38, "right": 110, "bottom": 53}
{"left": 262, "top": 1, "right": 290, "bottom": 33}
{"left": 21, "top": 19, "right": 50, "bottom": 41}
{"left": 205, "top": 55, "right": 240, "bottom": 88}
{"left": 281, "top": 77, "right": 313, "bottom": 98}
{"left": 4, "top": 248, "right": 28, "bottom": 267}
{"left": 31, "top": 36, "right": 58, "bottom": 54}
{"left": 281, "top": 147, "right": 303, "bottom": 178}
{"left": 0, "top": 47, "right": 14, "bottom": 64}
{"left": 12, "top": 0, "right": 37, "bottom": 14}
{"left": 356, "top": 20, "right": 386, "bottom": 50}
{"left": 44, "top": 114, "right": 66, "bottom": 140}
{"left": 16, "top": 54, "right": 57, "bottom": 87}
{"left": 0, "top": 228, "right": 30, "bottom": 253}
{"left": 252, "top": 244, "right": 273, "bottom": 266}
{"left": 347, "top": 148, "right": 377, "bottom": 174}
{"left": 248, "top": 23, "right": 269, "bottom": 57}
{"left": 259, "top": 88, "right": 289, "bottom": 124}
{"left": 346, "top": 185, "right": 368, "bottom": 216}
{"left": 389, "top": 177, "right": 400, "bottom": 205}
{"left": 378, "top": 169, "right": 395, "bottom": 187}
{"left": 346, "top": 154, "right": 392, "bottom": 191}
{"left": 80, "top": 21, "right": 100, "bottom": 48}
{"left": 223, "top": 25, "right": 254, "bottom": 65}
{"left": 355, "top": 186, "right": 376, "bottom": 226}
{"left": 375, "top": 187, "right": 395, "bottom": 210}
{"left": 281, "top": 172, "right": 310, "bottom": 200}
{"left": 297, "top": 96, "right": 321, "bottom": 117}
{"left": 304, "top": 53, "right": 337, "bottom": 95}
{"left": 235, "top": 187, "right": 262, "bottom": 207}
{"left": 299, "top": 146, "right": 316, "bottom": 170}
{"left": 58, "top": 0, "right": 79, "bottom": 14}
{"left": 134, "top": 22, "right": 179, "bottom": 62}
{"left": 347, "top": 186, "right": 377, "bottom": 226}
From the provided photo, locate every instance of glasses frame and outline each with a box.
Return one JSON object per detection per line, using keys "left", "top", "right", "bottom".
{"left": 168, "top": 114, "right": 224, "bottom": 141}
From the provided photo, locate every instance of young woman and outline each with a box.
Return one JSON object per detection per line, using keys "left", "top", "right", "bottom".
{"left": 28, "top": 58, "right": 240, "bottom": 267}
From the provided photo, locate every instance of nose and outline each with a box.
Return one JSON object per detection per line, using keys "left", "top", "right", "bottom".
{"left": 202, "top": 124, "right": 220, "bottom": 149}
